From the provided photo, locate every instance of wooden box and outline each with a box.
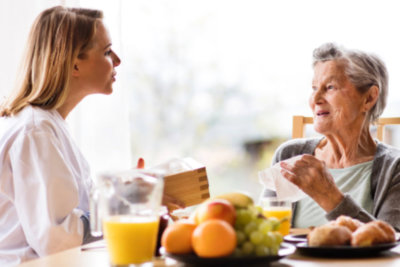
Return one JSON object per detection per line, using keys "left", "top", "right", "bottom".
{"left": 163, "top": 167, "right": 210, "bottom": 207}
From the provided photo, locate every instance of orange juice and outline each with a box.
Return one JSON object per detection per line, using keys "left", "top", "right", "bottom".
{"left": 263, "top": 208, "right": 292, "bottom": 236}
{"left": 103, "top": 216, "right": 159, "bottom": 265}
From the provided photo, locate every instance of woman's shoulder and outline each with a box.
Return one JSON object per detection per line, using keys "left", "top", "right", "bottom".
{"left": 372, "top": 142, "right": 400, "bottom": 186}
{"left": 0, "top": 106, "right": 61, "bottom": 138}
{"left": 20, "top": 105, "right": 61, "bottom": 127}
{"left": 375, "top": 142, "right": 400, "bottom": 162}
{"left": 276, "top": 137, "right": 321, "bottom": 153}
{"left": 273, "top": 137, "right": 322, "bottom": 162}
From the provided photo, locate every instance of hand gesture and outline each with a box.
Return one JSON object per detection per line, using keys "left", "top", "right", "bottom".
{"left": 280, "top": 154, "right": 344, "bottom": 212}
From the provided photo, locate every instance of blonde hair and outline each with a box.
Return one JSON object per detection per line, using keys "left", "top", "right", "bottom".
{"left": 0, "top": 6, "right": 103, "bottom": 117}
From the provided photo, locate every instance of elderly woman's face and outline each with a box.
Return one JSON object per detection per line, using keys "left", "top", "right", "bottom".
{"left": 310, "top": 60, "right": 366, "bottom": 135}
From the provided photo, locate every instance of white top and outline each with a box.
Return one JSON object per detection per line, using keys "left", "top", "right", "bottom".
{"left": 294, "top": 160, "right": 373, "bottom": 228}
{"left": 0, "top": 105, "right": 92, "bottom": 266}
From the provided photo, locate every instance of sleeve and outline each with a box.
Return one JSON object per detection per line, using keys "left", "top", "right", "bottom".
{"left": 325, "top": 194, "right": 375, "bottom": 223}
{"left": 80, "top": 212, "right": 103, "bottom": 244}
{"left": 271, "top": 141, "right": 292, "bottom": 165}
{"left": 10, "top": 126, "right": 85, "bottom": 256}
{"left": 326, "top": 152, "right": 400, "bottom": 231}
{"left": 372, "top": 158, "right": 400, "bottom": 232}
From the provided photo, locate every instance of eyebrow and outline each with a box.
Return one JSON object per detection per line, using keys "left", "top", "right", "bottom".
{"left": 103, "top": 43, "right": 112, "bottom": 50}
{"left": 312, "top": 75, "right": 343, "bottom": 84}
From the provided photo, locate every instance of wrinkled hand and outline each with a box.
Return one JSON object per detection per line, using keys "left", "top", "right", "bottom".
{"left": 280, "top": 154, "right": 344, "bottom": 212}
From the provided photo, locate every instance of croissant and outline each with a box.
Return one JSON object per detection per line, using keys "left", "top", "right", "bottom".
{"left": 308, "top": 224, "right": 352, "bottom": 246}
{"left": 351, "top": 220, "right": 396, "bottom": 247}
{"left": 333, "top": 215, "right": 363, "bottom": 233}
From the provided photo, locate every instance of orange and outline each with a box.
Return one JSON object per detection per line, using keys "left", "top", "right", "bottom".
{"left": 192, "top": 219, "right": 237, "bottom": 257}
{"left": 161, "top": 220, "right": 197, "bottom": 254}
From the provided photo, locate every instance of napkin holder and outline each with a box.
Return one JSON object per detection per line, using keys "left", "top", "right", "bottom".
{"left": 158, "top": 158, "right": 210, "bottom": 208}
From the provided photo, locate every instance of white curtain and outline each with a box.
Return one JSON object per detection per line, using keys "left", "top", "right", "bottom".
{"left": 0, "top": 0, "right": 58, "bottom": 98}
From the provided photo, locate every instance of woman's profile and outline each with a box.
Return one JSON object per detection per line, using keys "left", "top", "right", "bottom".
{"left": 0, "top": 6, "right": 120, "bottom": 265}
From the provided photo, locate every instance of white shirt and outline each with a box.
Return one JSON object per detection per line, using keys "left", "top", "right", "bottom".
{"left": 0, "top": 105, "right": 92, "bottom": 266}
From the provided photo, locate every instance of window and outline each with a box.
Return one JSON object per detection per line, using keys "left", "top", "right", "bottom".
{"left": 3, "top": 0, "right": 400, "bottom": 200}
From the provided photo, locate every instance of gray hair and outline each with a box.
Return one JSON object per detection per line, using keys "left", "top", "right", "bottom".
{"left": 312, "top": 43, "right": 388, "bottom": 123}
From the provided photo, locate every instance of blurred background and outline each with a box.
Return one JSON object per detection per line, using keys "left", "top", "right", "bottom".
{"left": 1, "top": 0, "right": 400, "bottom": 200}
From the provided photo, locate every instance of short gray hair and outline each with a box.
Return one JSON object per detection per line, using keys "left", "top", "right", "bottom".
{"left": 312, "top": 43, "right": 388, "bottom": 123}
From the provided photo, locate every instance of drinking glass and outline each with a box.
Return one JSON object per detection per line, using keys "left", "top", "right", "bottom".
{"left": 90, "top": 169, "right": 164, "bottom": 266}
{"left": 260, "top": 197, "right": 292, "bottom": 236}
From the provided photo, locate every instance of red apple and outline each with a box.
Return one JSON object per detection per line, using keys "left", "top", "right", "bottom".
{"left": 194, "top": 199, "right": 236, "bottom": 226}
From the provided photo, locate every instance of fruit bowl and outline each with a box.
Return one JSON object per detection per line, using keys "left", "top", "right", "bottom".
{"left": 161, "top": 242, "right": 295, "bottom": 266}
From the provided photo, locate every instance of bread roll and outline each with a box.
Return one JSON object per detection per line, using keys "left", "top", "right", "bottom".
{"left": 374, "top": 220, "right": 396, "bottom": 242}
{"left": 333, "top": 215, "right": 363, "bottom": 232}
{"left": 351, "top": 220, "right": 396, "bottom": 246}
{"left": 308, "top": 224, "right": 352, "bottom": 246}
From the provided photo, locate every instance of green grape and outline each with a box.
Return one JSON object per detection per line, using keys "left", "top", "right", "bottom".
{"left": 255, "top": 218, "right": 265, "bottom": 226}
{"left": 249, "top": 231, "right": 264, "bottom": 245}
{"left": 272, "top": 231, "right": 283, "bottom": 245}
{"left": 236, "top": 209, "right": 253, "bottom": 226}
{"left": 255, "top": 245, "right": 270, "bottom": 257}
{"left": 236, "top": 230, "right": 247, "bottom": 245}
{"left": 262, "top": 232, "right": 276, "bottom": 247}
{"left": 258, "top": 220, "right": 273, "bottom": 234}
{"left": 268, "top": 217, "right": 281, "bottom": 231}
{"left": 268, "top": 232, "right": 282, "bottom": 255}
{"left": 244, "top": 221, "right": 258, "bottom": 235}
{"left": 241, "top": 241, "right": 254, "bottom": 256}
{"left": 254, "top": 205, "right": 264, "bottom": 215}
{"left": 247, "top": 205, "right": 259, "bottom": 217}
{"left": 270, "top": 245, "right": 279, "bottom": 255}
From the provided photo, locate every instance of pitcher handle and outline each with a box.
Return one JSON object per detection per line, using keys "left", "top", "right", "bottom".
{"left": 90, "top": 188, "right": 103, "bottom": 237}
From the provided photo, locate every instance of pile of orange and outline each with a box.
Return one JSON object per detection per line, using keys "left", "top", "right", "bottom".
{"left": 161, "top": 200, "right": 237, "bottom": 258}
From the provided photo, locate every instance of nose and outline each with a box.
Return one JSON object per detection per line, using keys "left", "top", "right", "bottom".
{"left": 310, "top": 87, "right": 324, "bottom": 105}
{"left": 112, "top": 51, "right": 121, "bottom": 67}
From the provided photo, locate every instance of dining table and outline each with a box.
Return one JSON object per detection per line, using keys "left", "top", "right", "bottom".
{"left": 17, "top": 228, "right": 400, "bottom": 267}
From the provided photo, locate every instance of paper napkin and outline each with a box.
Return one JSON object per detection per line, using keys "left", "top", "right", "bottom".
{"left": 258, "top": 155, "right": 307, "bottom": 202}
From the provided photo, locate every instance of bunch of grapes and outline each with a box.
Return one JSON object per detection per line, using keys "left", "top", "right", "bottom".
{"left": 233, "top": 206, "right": 283, "bottom": 257}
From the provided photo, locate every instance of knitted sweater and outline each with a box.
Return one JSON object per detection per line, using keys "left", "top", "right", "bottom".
{"left": 272, "top": 137, "right": 400, "bottom": 231}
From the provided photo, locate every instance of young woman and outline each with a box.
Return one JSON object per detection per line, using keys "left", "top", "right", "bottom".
{"left": 0, "top": 6, "right": 120, "bottom": 265}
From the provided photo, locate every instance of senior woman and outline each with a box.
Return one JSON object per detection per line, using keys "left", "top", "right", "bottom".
{"left": 272, "top": 43, "right": 400, "bottom": 231}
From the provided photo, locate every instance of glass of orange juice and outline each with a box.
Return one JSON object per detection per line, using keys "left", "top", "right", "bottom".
{"left": 91, "top": 169, "right": 164, "bottom": 266}
{"left": 260, "top": 197, "right": 292, "bottom": 236}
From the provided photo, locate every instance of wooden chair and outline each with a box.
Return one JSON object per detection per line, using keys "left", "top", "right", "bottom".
{"left": 292, "top": 115, "right": 400, "bottom": 141}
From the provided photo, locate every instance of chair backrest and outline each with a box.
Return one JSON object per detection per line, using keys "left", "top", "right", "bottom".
{"left": 292, "top": 115, "right": 400, "bottom": 141}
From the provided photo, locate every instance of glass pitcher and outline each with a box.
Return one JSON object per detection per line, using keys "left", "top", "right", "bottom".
{"left": 90, "top": 169, "right": 164, "bottom": 266}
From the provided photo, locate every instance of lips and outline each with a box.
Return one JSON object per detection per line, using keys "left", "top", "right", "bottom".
{"left": 316, "top": 111, "right": 330, "bottom": 116}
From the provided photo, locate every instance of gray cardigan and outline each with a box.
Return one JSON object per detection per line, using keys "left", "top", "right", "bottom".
{"left": 272, "top": 137, "right": 400, "bottom": 231}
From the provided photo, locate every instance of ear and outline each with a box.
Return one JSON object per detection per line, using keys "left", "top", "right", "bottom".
{"left": 72, "top": 60, "right": 80, "bottom": 77}
{"left": 362, "top": 85, "right": 379, "bottom": 112}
